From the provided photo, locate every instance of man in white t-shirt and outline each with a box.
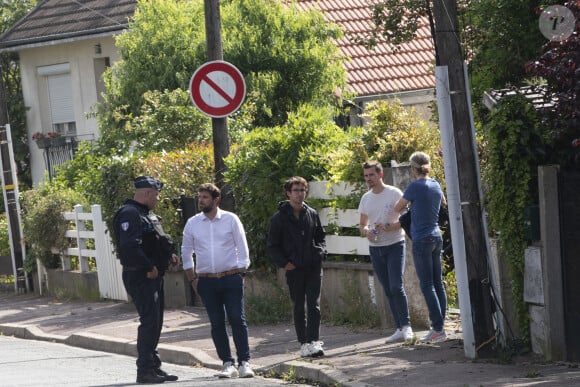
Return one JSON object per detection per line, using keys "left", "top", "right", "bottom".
{"left": 358, "top": 161, "right": 414, "bottom": 343}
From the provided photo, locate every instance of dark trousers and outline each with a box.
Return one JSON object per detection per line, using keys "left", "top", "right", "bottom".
{"left": 196, "top": 273, "right": 250, "bottom": 364}
{"left": 122, "top": 271, "right": 164, "bottom": 372}
{"left": 285, "top": 266, "right": 322, "bottom": 344}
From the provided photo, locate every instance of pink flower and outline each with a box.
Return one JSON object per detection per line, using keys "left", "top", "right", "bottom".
{"left": 32, "top": 131, "right": 59, "bottom": 141}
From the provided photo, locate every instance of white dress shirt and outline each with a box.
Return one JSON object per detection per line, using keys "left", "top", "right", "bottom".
{"left": 181, "top": 208, "right": 250, "bottom": 274}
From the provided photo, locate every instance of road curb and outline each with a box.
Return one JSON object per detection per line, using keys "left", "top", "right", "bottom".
{"left": 0, "top": 323, "right": 67, "bottom": 343}
{"left": 1, "top": 323, "right": 359, "bottom": 386}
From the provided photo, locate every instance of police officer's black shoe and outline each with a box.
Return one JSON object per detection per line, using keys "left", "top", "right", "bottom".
{"left": 136, "top": 370, "right": 166, "bottom": 384}
{"left": 155, "top": 368, "right": 178, "bottom": 382}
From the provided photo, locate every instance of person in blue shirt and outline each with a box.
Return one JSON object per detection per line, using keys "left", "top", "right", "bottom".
{"left": 395, "top": 152, "right": 448, "bottom": 343}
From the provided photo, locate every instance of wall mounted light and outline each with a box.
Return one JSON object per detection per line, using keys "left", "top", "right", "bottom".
{"left": 94, "top": 43, "right": 102, "bottom": 54}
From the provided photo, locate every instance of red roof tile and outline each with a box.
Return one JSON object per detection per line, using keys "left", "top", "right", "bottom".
{"left": 288, "top": 0, "right": 436, "bottom": 97}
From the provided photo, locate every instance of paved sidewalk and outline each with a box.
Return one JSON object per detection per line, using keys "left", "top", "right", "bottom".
{"left": 1, "top": 292, "right": 579, "bottom": 386}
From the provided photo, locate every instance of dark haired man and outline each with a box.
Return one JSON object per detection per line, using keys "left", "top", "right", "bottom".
{"left": 359, "top": 161, "right": 414, "bottom": 344}
{"left": 267, "top": 176, "right": 327, "bottom": 357}
{"left": 181, "top": 183, "right": 254, "bottom": 379}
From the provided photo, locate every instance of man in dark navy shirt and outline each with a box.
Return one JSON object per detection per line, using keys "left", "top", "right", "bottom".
{"left": 113, "top": 176, "right": 178, "bottom": 384}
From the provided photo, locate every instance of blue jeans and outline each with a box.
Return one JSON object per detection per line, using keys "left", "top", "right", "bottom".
{"left": 197, "top": 274, "right": 250, "bottom": 364}
{"left": 285, "top": 266, "right": 322, "bottom": 344}
{"left": 369, "top": 241, "right": 410, "bottom": 329}
{"left": 412, "top": 235, "right": 446, "bottom": 331}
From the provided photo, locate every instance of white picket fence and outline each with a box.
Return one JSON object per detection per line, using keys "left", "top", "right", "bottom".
{"left": 308, "top": 181, "right": 368, "bottom": 256}
{"left": 51, "top": 204, "right": 127, "bottom": 301}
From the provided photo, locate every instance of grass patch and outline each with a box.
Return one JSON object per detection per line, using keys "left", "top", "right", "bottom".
{"left": 245, "top": 281, "right": 292, "bottom": 324}
{"left": 323, "top": 271, "right": 381, "bottom": 329}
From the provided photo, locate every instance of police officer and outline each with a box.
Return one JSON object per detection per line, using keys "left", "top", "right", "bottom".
{"left": 113, "top": 176, "right": 178, "bottom": 384}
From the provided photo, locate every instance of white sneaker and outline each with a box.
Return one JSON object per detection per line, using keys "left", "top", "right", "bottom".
{"left": 309, "top": 340, "right": 324, "bottom": 357}
{"left": 238, "top": 361, "right": 255, "bottom": 378}
{"left": 385, "top": 328, "right": 404, "bottom": 343}
{"left": 421, "top": 329, "right": 447, "bottom": 343}
{"left": 401, "top": 325, "right": 414, "bottom": 341}
{"left": 218, "top": 361, "right": 239, "bottom": 378}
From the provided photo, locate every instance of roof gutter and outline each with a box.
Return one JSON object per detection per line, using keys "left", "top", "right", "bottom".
{"left": 0, "top": 26, "right": 127, "bottom": 53}
{"left": 354, "top": 88, "right": 436, "bottom": 106}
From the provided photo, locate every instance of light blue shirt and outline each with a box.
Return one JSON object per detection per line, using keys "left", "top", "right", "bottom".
{"left": 181, "top": 208, "right": 250, "bottom": 273}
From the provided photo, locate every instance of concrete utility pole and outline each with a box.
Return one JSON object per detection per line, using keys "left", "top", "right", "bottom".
{"left": 204, "top": 0, "right": 234, "bottom": 211}
{"left": 432, "top": 0, "right": 495, "bottom": 352}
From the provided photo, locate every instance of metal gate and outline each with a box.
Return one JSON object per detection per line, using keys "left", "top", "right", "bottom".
{"left": 559, "top": 170, "right": 580, "bottom": 361}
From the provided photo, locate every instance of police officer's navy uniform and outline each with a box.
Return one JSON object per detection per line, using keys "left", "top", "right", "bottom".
{"left": 113, "top": 176, "right": 177, "bottom": 384}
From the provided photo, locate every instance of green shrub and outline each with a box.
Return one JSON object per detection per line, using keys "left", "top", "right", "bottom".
{"left": 225, "top": 104, "right": 353, "bottom": 268}
{"left": 330, "top": 99, "right": 443, "bottom": 184}
{"left": 21, "top": 186, "right": 89, "bottom": 269}
{"left": 482, "top": 94, "right": 547, "bottom": 344}
{"left": 51, "top": 140, "right": 214, "bottom": 243}
{"left": 0, "top": 213, "right": 10, "bottom": 256}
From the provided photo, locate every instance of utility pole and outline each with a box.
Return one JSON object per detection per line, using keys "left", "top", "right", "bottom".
{"left": 0, "top": 64, "right": 25, "bottom": 292}
{"left": 204, "top": 0, "right": 234, "bottom": 211}
{"left": 432, "top": 0, "right": 495, "bottom": 353}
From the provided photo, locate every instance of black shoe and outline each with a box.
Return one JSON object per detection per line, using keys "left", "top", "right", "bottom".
{"left": 136, "top": 370, "right": 166, "bottom": 384}
{"left": 155, "top": 368, "right": 178, "bottom": 382}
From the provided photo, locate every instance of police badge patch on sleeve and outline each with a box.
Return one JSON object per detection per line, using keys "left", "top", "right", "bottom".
{"left": 121, "top": 222, "right": 130, "bottom": 231}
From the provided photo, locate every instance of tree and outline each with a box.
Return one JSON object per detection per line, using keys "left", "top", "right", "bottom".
{"left": 0, "top": 0, "right": 37, "bottom": 188}
{"left": 466, "top": 0, "right": 560, "bottom": 103}
{"left": 525, "top": 1, "right": 580, "bottom": 169}
{"left": 98, "top": 0, "right": 346, "bottom": 152}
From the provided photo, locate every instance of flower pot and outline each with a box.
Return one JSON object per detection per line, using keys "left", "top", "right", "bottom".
{"left": 35, "top": 138, "right": 49, "bottom": 149}
{"left": 34, "top": 136, "right": 66, "bottom": 149}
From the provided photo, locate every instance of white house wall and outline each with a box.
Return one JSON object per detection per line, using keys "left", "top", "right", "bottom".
{"left": 19, "top": 36, "right": 120, "bottom": 187}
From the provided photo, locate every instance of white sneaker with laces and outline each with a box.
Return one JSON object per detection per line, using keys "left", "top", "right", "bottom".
{"left": 238, "top": 361, "right": 255, "bottom": 378}
{"left": 385, "top": 328, "right": 404, "bottom": 343}
{"left": 401, "top": 325, "right": 414, "bottom": 341}
{"left": 309, "top": 340, "right": 325, "bottom": 357}
{"left": 218, "top": 361, "right": 239, "bottom": 378}
{"left": 300, "top": 343, "right": 311, "bottom": 357}
{"left": 421, "top": 329, "right": 447, "bottom": 343}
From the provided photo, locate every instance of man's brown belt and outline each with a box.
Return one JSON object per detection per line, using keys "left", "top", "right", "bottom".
{"left": 197, "top": 268, "right": 246, "bottom": 278}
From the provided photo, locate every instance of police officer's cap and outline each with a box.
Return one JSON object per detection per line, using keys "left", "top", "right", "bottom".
{"left": 134, "top": 176, "right": 164, "bottom": 191}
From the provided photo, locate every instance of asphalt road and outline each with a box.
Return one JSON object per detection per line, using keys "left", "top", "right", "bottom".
{"left": 0, "top": 336, "right": 310, "bottom": 386}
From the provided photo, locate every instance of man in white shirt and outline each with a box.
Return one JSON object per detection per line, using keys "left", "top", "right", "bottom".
{"left": 181, "top": 183, "right": 254, "bottom": 379}
{"left": 358, "top": 161, "right": 414, "bottom": 343}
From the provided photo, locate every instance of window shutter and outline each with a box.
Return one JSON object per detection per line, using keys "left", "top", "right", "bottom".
{"left": 47, "top": 73, "right": 74, "bottom": 125}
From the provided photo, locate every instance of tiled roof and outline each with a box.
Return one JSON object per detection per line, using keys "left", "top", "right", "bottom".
{"left": 289, "top": 0, "right": 436, "bottom": 97}
{"left": 1, "top": 0, "right": 435, "bottom": 97}
{"left": 0, "top": 0, "right": 136, "bottom": 49}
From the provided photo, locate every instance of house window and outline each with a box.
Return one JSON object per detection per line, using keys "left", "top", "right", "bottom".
{"left": 93, "top": 57, "right": 110, "bottom": 105}
{"left": 37, "top": 63, "right": 76, "bottom": 136}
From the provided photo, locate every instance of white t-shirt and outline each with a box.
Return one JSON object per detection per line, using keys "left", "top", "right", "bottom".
{"left": 358, "top": 185, "right": 405, "bottom": 246}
